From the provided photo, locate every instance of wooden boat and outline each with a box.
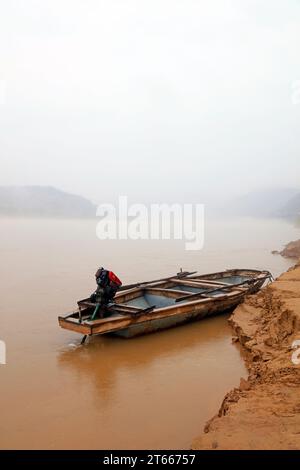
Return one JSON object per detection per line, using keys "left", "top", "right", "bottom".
{"left": 58, "top": 269, "right": 272, "bottom": 339}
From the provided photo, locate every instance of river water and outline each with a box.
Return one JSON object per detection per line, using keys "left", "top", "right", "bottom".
{"left": 0, "top": 216, "right": 297, "bottom": 449}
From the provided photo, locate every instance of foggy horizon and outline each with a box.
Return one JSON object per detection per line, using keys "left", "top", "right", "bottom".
{"left": 1, "top": 1, "right": 300, "bottom": 204}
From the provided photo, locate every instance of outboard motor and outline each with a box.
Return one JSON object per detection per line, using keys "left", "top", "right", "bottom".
{"left": 91, "top": 267, "right": 122, "bottom": 308}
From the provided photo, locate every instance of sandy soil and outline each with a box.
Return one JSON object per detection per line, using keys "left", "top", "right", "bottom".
{"left": 192, "top": 263, "right": 300, "bottom": 450}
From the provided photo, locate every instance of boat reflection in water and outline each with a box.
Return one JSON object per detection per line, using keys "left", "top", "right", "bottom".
{"left": 57, "top": 314, "right": 247, "bottom": 449}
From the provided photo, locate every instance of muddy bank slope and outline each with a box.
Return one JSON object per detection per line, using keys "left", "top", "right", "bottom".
{"left": 192, "top": 264, "right": 300, "bottom": 450}
{"left": 280, "top": 239, "right": 300, "bottom": 260}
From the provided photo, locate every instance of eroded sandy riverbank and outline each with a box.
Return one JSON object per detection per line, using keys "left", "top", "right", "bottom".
{"left": 192, "top": 262, "right": 300, "bottom": 450}
{"left": 280, "top": 239, "right": 300, "bottom": 260}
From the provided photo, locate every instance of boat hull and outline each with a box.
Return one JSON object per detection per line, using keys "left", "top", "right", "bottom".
{"left": 111, "top": 305, "right": 235, "bottom": 338}
{"left": 58, "top": 270, "right": 270, "bottom": 339}
{"left": 111, "top": 280, "right": 265, "bottom": 338}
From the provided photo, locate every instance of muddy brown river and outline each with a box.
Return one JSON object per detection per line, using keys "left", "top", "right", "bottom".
{"left": 0, "top": 217, "right": 296, "bottom": 449}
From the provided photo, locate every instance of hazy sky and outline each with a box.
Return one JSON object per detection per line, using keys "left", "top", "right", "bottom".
{"left": 0, "top": 0, "right": 299, "bottom": 204}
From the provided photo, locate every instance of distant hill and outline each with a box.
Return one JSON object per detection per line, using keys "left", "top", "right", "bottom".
{"left": 0, "top": 186, "right": 96, "bottom": 218}
{"left": 276, "top": 193, "right": 300, "bottom": 219}
{"left": 224, "top": 188, "right": 299, "bottom": 218}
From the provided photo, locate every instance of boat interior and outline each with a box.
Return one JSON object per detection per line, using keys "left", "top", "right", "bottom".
{"left": 115, "top": 275, "right": 252, "bottom": 309}
{"left": 71, "top": 270, "right": 266, "bottom": 322}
